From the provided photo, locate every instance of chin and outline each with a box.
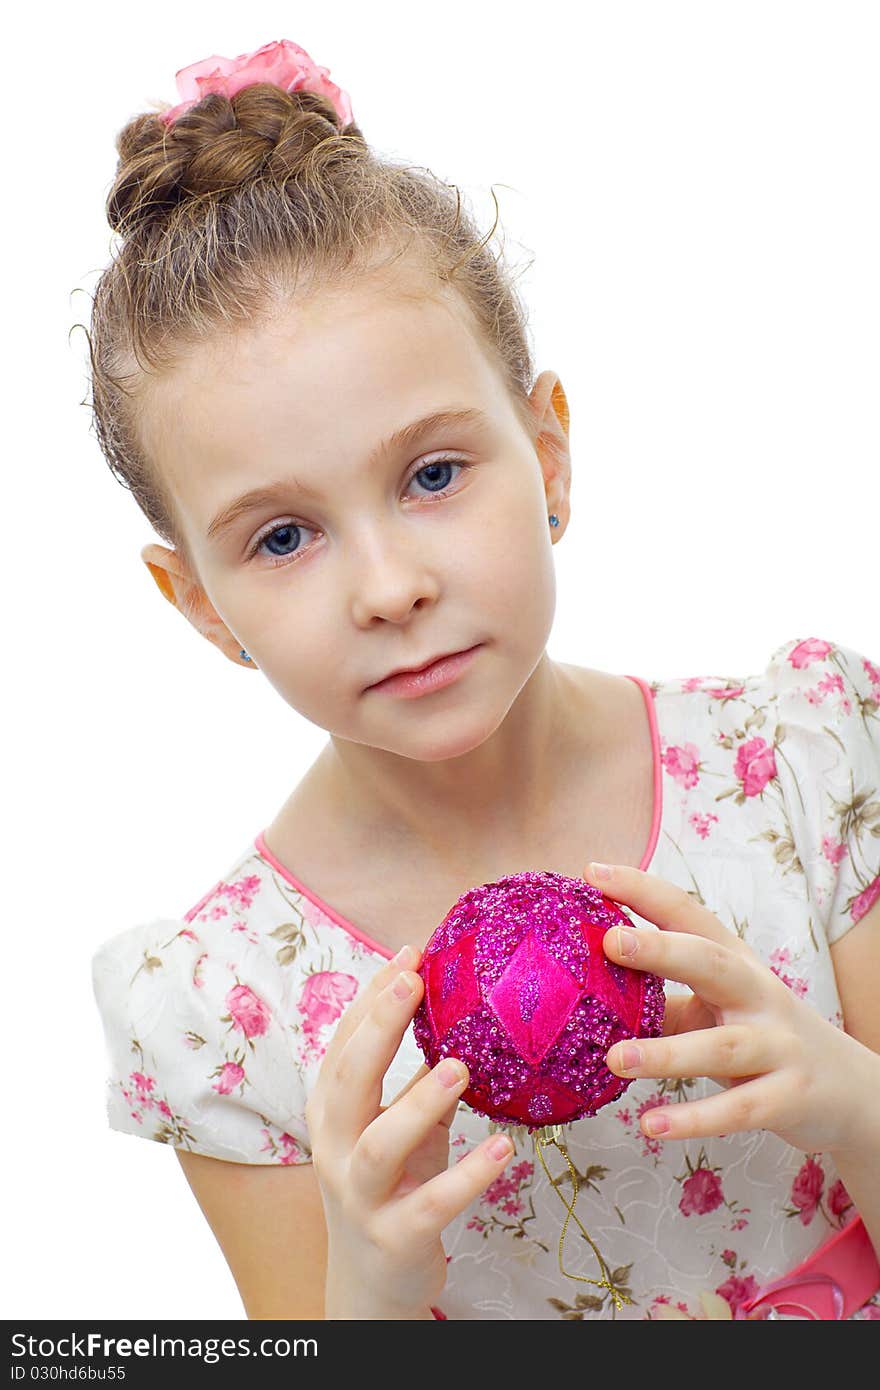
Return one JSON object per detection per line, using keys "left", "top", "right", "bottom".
{"left": 397, "top": 705, "right": 512, "bottom": 764}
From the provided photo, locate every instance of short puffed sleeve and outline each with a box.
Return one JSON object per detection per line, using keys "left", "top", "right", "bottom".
{"left": 768, "top": 635, "right": 880, "bottom": 947}
{"left": 91, "top": 918, "right": 313, "bottom": 1165}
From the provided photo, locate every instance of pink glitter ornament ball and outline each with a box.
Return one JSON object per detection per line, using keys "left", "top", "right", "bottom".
{"left": 412, "top": 870, "right": 665, "bottom": 1131}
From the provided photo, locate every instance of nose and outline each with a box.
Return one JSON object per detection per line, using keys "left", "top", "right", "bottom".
{"left": 348, "top": 523, "right": 441, "bottom": 626}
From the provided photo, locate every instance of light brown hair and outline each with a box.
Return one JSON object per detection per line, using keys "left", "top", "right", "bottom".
{"left": 79, "top": 83, "right": 537, "bottom": 576}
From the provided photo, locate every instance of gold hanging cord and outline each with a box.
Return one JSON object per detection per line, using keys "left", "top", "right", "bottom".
{"left": 534, "top": 1123, "right": 633, "bottom": 1312}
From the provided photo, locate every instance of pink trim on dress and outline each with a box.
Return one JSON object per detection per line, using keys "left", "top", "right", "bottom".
{"left": 254, "top": 829, "right": 397, "bottom": 960}
{"left": 254, "top": 673, "right": 663, "bottom": 961}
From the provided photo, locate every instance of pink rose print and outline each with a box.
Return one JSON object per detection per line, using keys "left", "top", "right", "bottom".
{"left": 298, "top": 971, "right": 359, "bottom": 1059}
{"left": 212, "top": 1061, "right": 246, "bottom": 1095}
{"left": 679, "top": 1167, "right": 725, "bottom": 1217}
{"left": 827, "top": 1179, "right": 852, "bottom": 1224}
{"left": 689, "top": 811, "right": 719, "bottom": 841}
{"left": 259, "top": 1126, "right": 310, "bottom": 1164}
{"left": 734, "top": 737, "right": 777, "bottom": 798}
{"left": 662, "top": 742, "right": 702, "bottom": 790}
{"left": 705, "top": 683, "right": 746, "bottom": 701}
{"left": 219, "top": 873, "right": 263, "bottom": 911}
{"left": 769, "top": 947, "right": 808, "bottom": 999}
{"left": 819, "top": 673, "right": 844, "bottom": 696}
{"left": 715, "top": 1272, "right": 760, "bottom": 1316}
{"left": 787, "top": 638, "right": 833, "bottom": 669}
{"left": 789, "top": 1155, "right": 824, "bottom": 1226}
{"left": 185, "top": 872, "right": 263, "bottom": 926}
{"left": 278, "top": 1132, "right": 307, "bottom": 1165}
{"left": 466, "top": 1158, "right": 538, "bottom": 1242}
{"left": 804, "top": 673, "right": 849, "bottom": 712}
{"left": 853, "top": 875, "right": 880, "bottom": 926}
{"left": 617, "top": 1091, "right": 672, "bottom": 1158}
{"left": 821, "top": 834, "right": 847, "bottom": 869}
{"left": 225, "top": 983, "right": 271, "bottom": 1039}
{"left": 646, "top": 1290, "right": 734, "bottom": 1319}
{"left": 123, "top": 1070, "right": 161, "bottom": 1124}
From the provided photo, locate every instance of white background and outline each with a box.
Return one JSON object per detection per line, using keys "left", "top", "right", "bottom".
{"left": 5, "top": 0, "right": 878, "bottom": 1319}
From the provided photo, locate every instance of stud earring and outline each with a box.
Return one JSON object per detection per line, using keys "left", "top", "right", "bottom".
{"left": 549, "top": 514, "right": 559, "bottom": 527}
{"left": 239, "top": 649, "right": 252, "bottom": 662}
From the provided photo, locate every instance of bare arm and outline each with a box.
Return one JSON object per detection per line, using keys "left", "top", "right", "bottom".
{"left": 174, "top": 1149, "right": 329, "bottom": 1319}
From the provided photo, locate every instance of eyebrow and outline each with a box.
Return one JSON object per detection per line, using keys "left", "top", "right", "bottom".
{"left": 205, "top": 407, "right": 493, "bottom": 542}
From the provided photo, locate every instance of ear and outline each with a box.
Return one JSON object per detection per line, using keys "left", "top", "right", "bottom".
{"left": 140, "top": 542, "right": 256, "bottom": 669}
{"left": 527, "top": 370, "right": 572, "bottom": 540}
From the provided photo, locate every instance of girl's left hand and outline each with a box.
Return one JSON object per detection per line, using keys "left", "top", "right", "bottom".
{"left": 583, "top": 861, "right": 870, "bottom": 1154}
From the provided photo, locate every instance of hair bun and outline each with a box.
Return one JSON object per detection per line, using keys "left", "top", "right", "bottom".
{"left": 107, "top": 84, "right": 365, "bottom": 240}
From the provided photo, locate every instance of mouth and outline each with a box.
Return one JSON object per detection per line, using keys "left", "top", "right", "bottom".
{"left": 365, "top": 644, "right": 483, "bottom": 697}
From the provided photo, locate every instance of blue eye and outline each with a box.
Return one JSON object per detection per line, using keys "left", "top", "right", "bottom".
{"left": 254, "top": 522, "right": 305, "bottom": 563}
{"left": 410, "top": 459, "right": 460, "bottom": 494}
{"left": 247, "top": 458, "right": 470, "bottom": 568}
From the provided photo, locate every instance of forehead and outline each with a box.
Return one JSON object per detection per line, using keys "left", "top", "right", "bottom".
{"left": 139, "top": 276, "right": 510, "bottom": 513}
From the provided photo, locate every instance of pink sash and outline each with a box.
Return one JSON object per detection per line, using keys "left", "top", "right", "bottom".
{"left": 735, "top": 1215, "right": 879, "bottom": 1320}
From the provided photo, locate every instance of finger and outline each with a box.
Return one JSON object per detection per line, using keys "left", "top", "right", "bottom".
{"left": 602, "top": 920, "right": 768, "bottom": 1013}
{"left": 354, "top": 1057, "right": 474, "bottom": 1204}
{"left": 385, "top": 1063, "right": 462, "bottom": 1129}
{"left": 387, "top": 1062, "right": 431, "bottom": 1105}
{"left": 386, "top": 1062, "right": 463, "bottom": 1124}
{"left": 328, "top": 966, "right": 428, "bottom": 1147}
{"left": 605, "top": 1023, "right": 785, "bottom": 1084}
{"left": 321, "top": 943, "right": 423, "bottom": 1064}
{"left": 636, "top": 1072, "right": 792, "bottom": 1142}
{"left": 391, "top": 1129, "right": 517, "bottom": 1236}
{"left": 582, "top": 862, "right": 741, "bottom": 949}
{"left": 661, "top": 991, "right": 715, "bottom": 1037}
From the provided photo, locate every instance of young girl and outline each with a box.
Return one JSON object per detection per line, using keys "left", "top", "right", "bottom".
{"left": 89, "top": 39, "right": 880, "bottom": 1321}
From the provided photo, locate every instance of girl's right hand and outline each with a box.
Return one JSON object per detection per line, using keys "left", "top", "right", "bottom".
{"left": 305, "top": 943, "right": 516, "bottom": 1320}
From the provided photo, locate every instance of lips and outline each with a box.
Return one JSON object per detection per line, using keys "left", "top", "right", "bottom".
{"left": 371, "top": 647, "right": 472, "bottom": 688}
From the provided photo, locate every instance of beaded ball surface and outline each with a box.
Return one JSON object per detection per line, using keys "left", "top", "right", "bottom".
{"left": 412, "top": 870, "right": 666, "bottom": 1132}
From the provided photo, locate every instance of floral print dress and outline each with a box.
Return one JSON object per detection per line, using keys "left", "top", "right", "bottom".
{"left": 91, "top": 635, "right": 880, "bottom": 1320}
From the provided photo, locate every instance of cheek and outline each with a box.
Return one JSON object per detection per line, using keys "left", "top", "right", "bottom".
{"left": 475, "top": 493, "right": 556, "bottom": 617}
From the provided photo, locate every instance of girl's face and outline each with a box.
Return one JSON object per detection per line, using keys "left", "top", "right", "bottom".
{"left": 140, "top": 269, "right": 571, "bottom": 763}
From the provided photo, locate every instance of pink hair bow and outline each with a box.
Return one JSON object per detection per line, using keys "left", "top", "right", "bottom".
{"left": 158, "top": 38, "right": 353, "bottom": 129}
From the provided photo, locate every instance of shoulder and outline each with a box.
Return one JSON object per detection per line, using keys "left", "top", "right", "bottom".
{"left": 762, "top": 634, "right": 880, "bottom": 942}
{"left": 763, "top": 634, "right": 879, "bottom": 711}
{"left": 90, "top": 837, "right": 383, "bottom": 1165}
{"left": 763, "top": 633, "right": 879, "bottom": 796}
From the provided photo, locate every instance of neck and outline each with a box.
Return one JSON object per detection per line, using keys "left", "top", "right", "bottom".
{"left": 320, "top": 654, "right": 605, "bottom": 866}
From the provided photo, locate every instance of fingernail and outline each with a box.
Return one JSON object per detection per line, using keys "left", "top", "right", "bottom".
{"left": 588, "top": 861, "right": 613, "bottom": 880}
{"left": 437, "top": 1059, "right": 467, "bottom": 1088}
{"left": 644, "top": 1111, "right": 671, "bottom": 1136}
{"left": 489, "top": 1136, "right": 513, "bottom": 1160}
{"left": 617, "top": 1042, "right": 642, "bottom": 1071}
{"left": 617, "top": 926, "right": 638, "bottom": 956}
{"left": 392, "top": 944, "right": 416, "bottom": 967}
{"left": 393, "top": 972, "right": 416, "bottom": 1000}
